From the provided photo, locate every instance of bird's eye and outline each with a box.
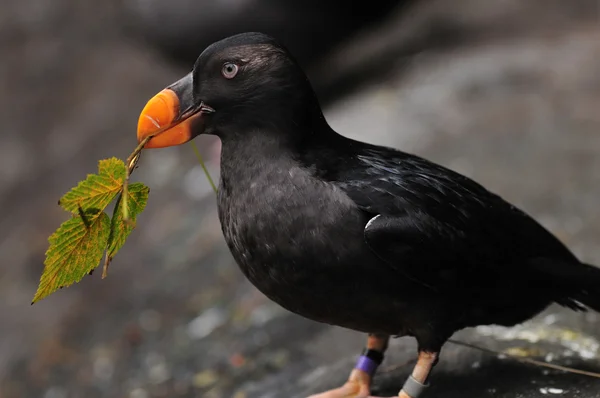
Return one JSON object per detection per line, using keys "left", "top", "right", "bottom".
{"left": 221, "top": 62, "right": 239, "bottom": 79}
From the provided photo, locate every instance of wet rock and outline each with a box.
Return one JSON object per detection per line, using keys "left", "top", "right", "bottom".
{"left": 187, "top": 307, "right": 227, "bottom": 340}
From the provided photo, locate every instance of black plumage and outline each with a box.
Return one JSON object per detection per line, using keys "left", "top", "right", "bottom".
{"left": 137, "top": 32, "right": 600, "bottom": 398}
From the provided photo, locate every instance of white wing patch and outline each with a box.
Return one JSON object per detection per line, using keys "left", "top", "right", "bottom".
{"left": 365, "top": 214, "right": 380, "bottom": 231}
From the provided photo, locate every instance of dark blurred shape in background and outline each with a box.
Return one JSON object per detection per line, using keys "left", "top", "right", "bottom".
{"left": 1, "top": 1, "right": 600, "bottom": 397}
{"left": 124, "top": 0, "right": 404, "bottom": 66}
{"left": 123, "top": 0, "right": 414, "bottom": 103}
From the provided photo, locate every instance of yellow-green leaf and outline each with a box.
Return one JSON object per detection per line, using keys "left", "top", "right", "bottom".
{"left": 58, "top": 157, "right": 126, "bottom": 213}
{"left": 106, "top": 183, "right": 149, "bottom": 259}
{"left": 32, "top": 210, "right": 110, "bottom": 303}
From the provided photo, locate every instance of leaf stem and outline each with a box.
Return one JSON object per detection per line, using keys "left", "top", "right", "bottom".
{"left": 190, "top": 141, "right": 217, "bottom": 194}
{"left": 122, "top": 135, "right": 152, "bottom": 224}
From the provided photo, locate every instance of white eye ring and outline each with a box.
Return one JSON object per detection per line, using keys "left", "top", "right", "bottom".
{"left": 222, "top": 62, "right": 239, "bottom": 79}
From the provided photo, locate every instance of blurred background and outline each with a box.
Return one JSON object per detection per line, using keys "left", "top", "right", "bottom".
{"left": 1, "top": 1, "right": 600, "bottom": 397}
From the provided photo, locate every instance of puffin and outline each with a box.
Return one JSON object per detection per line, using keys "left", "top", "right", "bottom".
{"left": 136, "top": 32, "right": 600, "bottom": 398}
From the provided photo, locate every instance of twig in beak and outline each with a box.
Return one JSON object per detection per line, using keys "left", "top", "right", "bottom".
{"left": 123, "top": 134, "right": 154, "bottom": 225}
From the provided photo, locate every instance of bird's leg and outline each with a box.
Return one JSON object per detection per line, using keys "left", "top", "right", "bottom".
{"left": 397, "top": 351, "right": 438, "bottom": 398}
{"left": 307, "top": 333, "right": 390, "bottom": 398}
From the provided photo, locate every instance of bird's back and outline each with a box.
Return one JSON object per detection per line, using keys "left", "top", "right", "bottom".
{"left": 306, "top": 133, "right": 578, "bottom": 265}
{"left": 299, "top": 132, "right": 599, "bottom": 325}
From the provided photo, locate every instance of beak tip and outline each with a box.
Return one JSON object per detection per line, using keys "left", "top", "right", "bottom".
{"left": 136, "top": 73, "right": 207, "bottom": 148}
{"left": 136, "top": 89, "right": 183, "bottom": 149}
{"left": 136, "top": 114, "right": 159, "bottom": 147}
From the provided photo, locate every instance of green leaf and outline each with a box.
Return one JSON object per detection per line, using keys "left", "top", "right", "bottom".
{"left": 32, "top": 210, "right": 110, "bottom": 303}
{"left": 103, "top": 182, "right": 149, "bottom": 277}
{"left": 58, "top": 157, "right": 126, "bottom": 213}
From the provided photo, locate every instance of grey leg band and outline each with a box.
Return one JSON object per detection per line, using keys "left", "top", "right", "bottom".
{"left": 400, "top": 375, "right": 429, "bottom": 398}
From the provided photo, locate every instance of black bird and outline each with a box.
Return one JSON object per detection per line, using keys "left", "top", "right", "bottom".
{"left": 136, "top": 32, "right": 600, "bottom": 398}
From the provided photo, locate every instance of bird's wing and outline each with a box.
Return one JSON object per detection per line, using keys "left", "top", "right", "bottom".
{"left": 362, "top": 211, "right": 498, "bottom": 291}
{"left": 336, "top": 147, "right": 577, "bottom": 291}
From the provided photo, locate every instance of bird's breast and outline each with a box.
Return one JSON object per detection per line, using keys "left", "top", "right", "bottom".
{"left": 216, "top": 161, "right": 369, "bottom": 308}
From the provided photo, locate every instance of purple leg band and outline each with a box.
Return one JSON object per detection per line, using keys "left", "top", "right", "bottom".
{"left": 355, "top": 355, "right": 379, "bottom": 376}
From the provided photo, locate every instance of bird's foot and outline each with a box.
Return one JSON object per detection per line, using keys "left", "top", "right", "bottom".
{"left": 305, "top": 369, "right": 401, "bottom": 398}
{"left": 306, "top": 369, "right": 377, "bottom": 398}
{"left": 306, "top": 380, "right": 384, "bottom": 398}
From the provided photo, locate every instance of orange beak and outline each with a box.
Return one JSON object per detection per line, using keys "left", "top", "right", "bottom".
{"left": 137, "top": 73, "right": 213, "bottom": 148}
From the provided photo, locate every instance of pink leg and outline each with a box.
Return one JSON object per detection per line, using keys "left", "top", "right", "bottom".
{"left": 397, "top": 351, "right": 438, "bottom": 398}
{"left": 307, "top": 334, "right": 390, "bottom": 398}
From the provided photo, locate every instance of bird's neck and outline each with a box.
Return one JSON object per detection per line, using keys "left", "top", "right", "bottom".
{"left": 218, "top": 129, "right": 301, "bottom": 185}
{"left": 216, "top": 123, "right": 339, "bottom": 191}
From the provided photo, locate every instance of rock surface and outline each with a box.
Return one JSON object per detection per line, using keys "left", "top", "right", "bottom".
{"left": 1, "top": 1, "right": 600, "bottom": 397}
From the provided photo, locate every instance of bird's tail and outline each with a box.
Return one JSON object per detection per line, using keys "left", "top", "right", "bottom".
{"left": 531, "top": 259, "right": 600, "bottom": 312}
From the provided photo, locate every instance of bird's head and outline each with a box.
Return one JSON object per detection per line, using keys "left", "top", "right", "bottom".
{"left": 137, "top": 32, "right": 325, "bottom": 148}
